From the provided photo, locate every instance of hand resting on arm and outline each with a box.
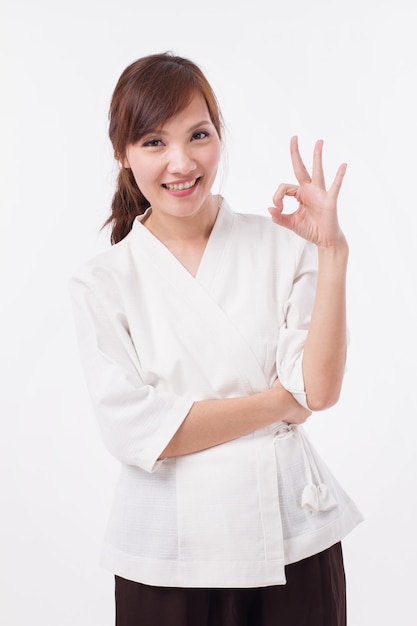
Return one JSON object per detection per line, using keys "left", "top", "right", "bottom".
{"left": 161, "top": 379, "right": 310, "bottom": 458}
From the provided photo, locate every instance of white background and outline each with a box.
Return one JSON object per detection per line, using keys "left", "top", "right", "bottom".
{"left": 2, "top": 0, "right": 416, "bottom": 624}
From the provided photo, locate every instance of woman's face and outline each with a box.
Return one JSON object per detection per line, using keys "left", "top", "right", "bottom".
{"left": 124, "top": 92, "right": 221, "bottom": 222}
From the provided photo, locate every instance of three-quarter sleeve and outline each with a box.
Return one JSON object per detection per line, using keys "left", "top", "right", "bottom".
{"left": 69, "top": 275, "right": 194, "bottom": 473}
{"left": 275, "top": 240, "right": 318, "bottom": 409}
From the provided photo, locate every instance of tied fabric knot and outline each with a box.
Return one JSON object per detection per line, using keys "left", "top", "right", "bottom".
{"left": 274, "top": 422, "right": 338, "bottom": 513}
{"left": 301, "top": 482, "right": 337, "bottom": 512}
{"left": 294, "top": 425, "right": 338, "bottom": 514}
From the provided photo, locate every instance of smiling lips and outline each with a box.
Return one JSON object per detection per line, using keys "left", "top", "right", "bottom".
{"left": 162, "top": 177, "right": 199, "bottom": 192}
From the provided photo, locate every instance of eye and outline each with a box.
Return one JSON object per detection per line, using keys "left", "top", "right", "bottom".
{"left": 142, "top": 138, "right": 163, "bottom": 147}
{"left": 191, "top": 130, "right": 210, "bottom": 141}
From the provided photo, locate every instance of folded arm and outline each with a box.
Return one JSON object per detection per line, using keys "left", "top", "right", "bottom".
{"left": 160, "top": 380, "right": 310, "bottom": 458}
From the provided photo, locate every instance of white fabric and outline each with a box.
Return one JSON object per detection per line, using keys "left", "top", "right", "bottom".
{"left": 69, "top": 198, "right": 363, "bottom": 588}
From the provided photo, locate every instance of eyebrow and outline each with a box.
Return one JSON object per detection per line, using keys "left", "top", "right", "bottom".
{"left": 145, "top": 120, "right": 213, "bottom": 135}
{"left": 189, "top": 120, "right": 213, "bottom": 130}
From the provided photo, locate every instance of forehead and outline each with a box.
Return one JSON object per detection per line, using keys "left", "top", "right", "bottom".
{"left": 158, "top": 93, "right": 212, "bottom": 131}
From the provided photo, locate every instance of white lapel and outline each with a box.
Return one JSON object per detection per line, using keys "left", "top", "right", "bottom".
{"left": 130, "top": 200, "right": 268, "bottom": 395}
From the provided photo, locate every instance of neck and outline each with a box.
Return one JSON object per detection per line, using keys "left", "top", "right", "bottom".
{"left": 144, "top": 195, "right": 221, "bottom": 245}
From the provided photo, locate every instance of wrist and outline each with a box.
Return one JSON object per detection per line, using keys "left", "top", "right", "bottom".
{"left": 317, "top": 234, "right": 349, "bottom": 257}
{"left": 264, "top": 381, "right": 292, "bottom": 420}
{"left": 257, "top": 387, "right": 278, "bottom": 421}
{"left": 317, "top": 238, "right": 349, "bottom": 274}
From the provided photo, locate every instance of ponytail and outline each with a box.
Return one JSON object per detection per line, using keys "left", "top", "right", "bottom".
{"left": 103, "top": 167, "right": 150, "bottom": 245}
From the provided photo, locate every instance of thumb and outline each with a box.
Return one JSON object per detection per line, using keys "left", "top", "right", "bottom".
{"left": 268, "top": 206, "right": 295, "bottom": 230}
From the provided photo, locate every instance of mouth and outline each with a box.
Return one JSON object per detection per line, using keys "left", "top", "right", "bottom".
{"left": 162, "top": 177, "right": 200, "bottom": 191}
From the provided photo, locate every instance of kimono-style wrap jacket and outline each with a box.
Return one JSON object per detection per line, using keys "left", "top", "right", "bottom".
{"left": 70, "top": 198, "right": 363, "bottom": 588}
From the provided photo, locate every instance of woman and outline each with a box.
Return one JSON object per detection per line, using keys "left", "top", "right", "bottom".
{"left": 70, "top": 52, "right": 363, "bottom": 626}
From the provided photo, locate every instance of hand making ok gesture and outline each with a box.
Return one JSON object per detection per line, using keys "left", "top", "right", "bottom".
{"left": 269, "top": 136, "right": 347, "bottom": 248}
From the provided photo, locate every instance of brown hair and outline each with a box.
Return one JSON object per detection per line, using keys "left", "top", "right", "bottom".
{"left": 104, "top": 52, "right": 224, "bottom": 244}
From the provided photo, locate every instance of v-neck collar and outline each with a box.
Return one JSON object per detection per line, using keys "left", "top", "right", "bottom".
{"left": 131, "top": 197, "right": 235, "bottom": 291}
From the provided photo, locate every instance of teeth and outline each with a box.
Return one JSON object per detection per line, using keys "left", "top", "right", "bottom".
{"left": 165, "top": 179, "right": 197, "bottom": 191}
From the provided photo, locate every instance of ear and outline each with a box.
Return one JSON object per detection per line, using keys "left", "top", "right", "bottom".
{"left": 115, "top": 148, "right": 130, "bottom": 169}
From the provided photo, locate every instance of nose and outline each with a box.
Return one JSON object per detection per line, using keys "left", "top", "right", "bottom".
{"left": 166, "top": 144, "right": 197, "bottom": 175}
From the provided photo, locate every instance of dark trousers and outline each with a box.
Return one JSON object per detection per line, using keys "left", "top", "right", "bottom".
{"left": 115, "top": 542, "right": 346, "bottom": 626}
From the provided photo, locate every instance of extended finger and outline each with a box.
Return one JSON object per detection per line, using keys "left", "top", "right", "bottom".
{"left": 328, "top": 163, "right": 347, "bottom": 198}
{"left": 290, "top": 136, "right": 312, "bottom": 184}
{"left": 312, "top": 139, "right": 326, "bottom": 188}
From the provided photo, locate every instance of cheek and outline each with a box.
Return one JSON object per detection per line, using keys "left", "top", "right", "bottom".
{"left": 129, "top": 159, "right": 156, "bottom": 190}
{"left": 206, "top": 144, "right": 221, "bottom": 172}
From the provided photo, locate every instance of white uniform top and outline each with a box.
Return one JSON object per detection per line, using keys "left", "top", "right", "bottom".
{"left": 70, "top": 198, "right": 363, "bottom": 588}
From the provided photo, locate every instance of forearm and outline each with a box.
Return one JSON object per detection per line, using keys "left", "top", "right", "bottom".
{"left": 160, "top": 382, "right": 310, "bottom": 458}
{"left": 302, "top": 239, "right": 349, "bottom": 410}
